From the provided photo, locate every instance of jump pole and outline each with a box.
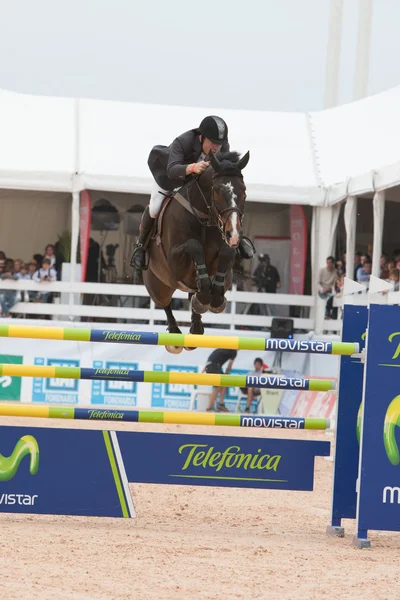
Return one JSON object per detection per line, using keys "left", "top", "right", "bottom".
{"left": 0, "top": 363, "right": 336, "bottom": 391}
{"left": 0, "top": 324, "right": 359, "bottom": 355}
{"left": 0, "top": 404, "right": 330, "bottom": 429}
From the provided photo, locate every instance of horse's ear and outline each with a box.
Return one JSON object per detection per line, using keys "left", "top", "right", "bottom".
{"left": 236, "top": 151, "right": 250, "bottom": 171}
{"left": 209, "top": 151, "right": 221, "bottom": 172}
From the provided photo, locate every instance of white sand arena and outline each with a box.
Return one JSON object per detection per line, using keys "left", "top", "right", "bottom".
{"left": 0, "top": 416, "right": 399, "bottom": 600}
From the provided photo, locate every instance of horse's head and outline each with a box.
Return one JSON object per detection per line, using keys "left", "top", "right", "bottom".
{"left": 208, "top": 150, "right": 250, "bottom": 248}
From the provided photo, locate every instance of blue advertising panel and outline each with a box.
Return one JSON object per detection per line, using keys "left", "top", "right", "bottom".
{"left": 117, "top": 431, "right": 330, "bottom": 491}
{"left": 329, "top": 305, "right": 367, "bottom": 531}
{"left": 32, "top": 358, "right": 80, "bottom": 404}
{"left": 356, "top": 304, "right": 400, "bottom": 541}
{"left": 0, "top": 426, "right": 133, "bottom": 518}
{"left": 0, "top": 425, "right": 329, "bottom": 518}
{"left": 91, "top": 360, "right": 138, "bottom": 406}
{"left": 151, "top": 363, "right": 198, "bottom": 409}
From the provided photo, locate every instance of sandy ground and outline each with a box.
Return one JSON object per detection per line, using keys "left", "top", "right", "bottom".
{"left": 0, "top": 416, "right": 399, "bottom": 600}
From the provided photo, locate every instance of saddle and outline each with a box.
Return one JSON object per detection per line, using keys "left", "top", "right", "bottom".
{"left": 142, "top": 189, "right": 211, "bottom": 286}
{"left": 143, "top": 188, "right": 211, "bottom": 258}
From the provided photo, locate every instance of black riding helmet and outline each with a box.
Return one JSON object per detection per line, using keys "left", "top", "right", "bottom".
{"left": 198, "top": 116, "right": 228, "bottom": 145}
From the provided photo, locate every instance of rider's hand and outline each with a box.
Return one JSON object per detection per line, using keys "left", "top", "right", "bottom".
{"left": 193, "top": 161, "right": 210, "bottom": 175}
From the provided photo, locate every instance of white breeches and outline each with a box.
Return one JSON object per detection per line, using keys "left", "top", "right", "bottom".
{"left": 149, "top": 181, "right": 170, "bottom": 218}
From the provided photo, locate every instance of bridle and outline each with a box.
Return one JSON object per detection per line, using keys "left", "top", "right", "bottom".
{"left": 184, "top": 174, "right": 244, "bottom": 244}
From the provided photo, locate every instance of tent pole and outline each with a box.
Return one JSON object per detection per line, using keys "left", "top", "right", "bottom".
{"left": 353, "top": 0, "right": 374, "bottom": 101}
{"left": 324, "top": 0, "right": 344, "bottom": 109}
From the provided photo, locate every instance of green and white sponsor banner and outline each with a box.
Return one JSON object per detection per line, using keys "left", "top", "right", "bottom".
{"left": 0, "top": 354, "right": 23, "bottom": 400}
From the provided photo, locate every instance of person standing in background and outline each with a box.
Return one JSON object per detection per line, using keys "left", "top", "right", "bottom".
{"left": 203, "top": 349, "right": 237, "bottom": 412}
{"left": 252, "top": 254, "right": 280, "bottom": 315}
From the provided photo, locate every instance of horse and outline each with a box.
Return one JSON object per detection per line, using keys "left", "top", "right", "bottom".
{"left": 142, "top": 150, "right": 250, "bottom": 354}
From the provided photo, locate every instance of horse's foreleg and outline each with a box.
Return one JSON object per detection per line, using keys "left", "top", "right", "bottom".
{"left": 164, "top": 303, "right": 183, "bottom": 354}
{"left": 183, "top": 239, "right": 212, "bottom": 314}
{"left": 184, "top": 293, "right": 205, "bottom": 351}
{"left": 209, "top": 246, "right": 236, "bottom": 313}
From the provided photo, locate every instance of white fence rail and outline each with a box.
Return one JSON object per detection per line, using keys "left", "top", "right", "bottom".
{"left": 9, "top": 279, "right": 400, "bottom": 333}
{"left": 0, "top": 280, "right": 318, "bottom": 331}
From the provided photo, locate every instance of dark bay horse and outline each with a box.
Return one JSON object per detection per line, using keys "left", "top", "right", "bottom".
{"left": 142, "top": 150, "right": 249, "bottom": 353}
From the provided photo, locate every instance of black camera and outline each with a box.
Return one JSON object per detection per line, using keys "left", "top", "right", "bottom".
{"left": 105, "top": 244, "right": 119, "bottom": 267}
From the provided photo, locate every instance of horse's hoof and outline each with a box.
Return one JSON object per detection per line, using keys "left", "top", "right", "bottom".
{"left": 166, "top": 345, "right": 183, "bottom": 355}
{"left": 184, "top": 346, "right": 196, "bottom": 351}
{"left": 191, "top": 295, "right": 210, "bottom": 315}
{"left": 209, "top": 298, "right": 227, "bottom": 314}
{"left": 190, "top": 322, "right": 205, "bottom": 336}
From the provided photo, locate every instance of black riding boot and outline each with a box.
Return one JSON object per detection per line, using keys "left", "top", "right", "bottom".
{"left": 130, "top": 206, "right": 155, "bottom": 271}
{"left": 238, "top": 236, "right": 256, "bottom": 260}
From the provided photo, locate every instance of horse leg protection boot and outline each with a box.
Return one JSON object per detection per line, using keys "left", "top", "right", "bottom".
{"left": 238, "top": 236, "right": 256, "bottom": 260}
{"left": 130, "top": 206, "right": 155, "bottom": 270}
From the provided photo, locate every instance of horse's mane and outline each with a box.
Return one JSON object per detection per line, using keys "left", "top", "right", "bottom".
{"left": 216, "top": 151, "right": 241, "bottom": 163}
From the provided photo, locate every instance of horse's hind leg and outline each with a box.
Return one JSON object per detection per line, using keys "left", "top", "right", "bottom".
{"left": 142, "top": 268, "right": 183, "bottom": 354}
{"left": 164, "top": 303, "right": 184, "bottom": 354}
{"left": 209, "top": 246, "right": 236, "bottom": 313}
{"left": 184, "top": 294, "right": 205, "bottom": 351}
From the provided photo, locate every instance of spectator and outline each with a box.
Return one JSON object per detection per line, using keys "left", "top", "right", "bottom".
{"left": 33, "top": 253, "right": 43, "bottom": 267}
{"left": 5, "top": 259, "right": 14, "bottom": 273}
{"left": 318, "top": 256, "right": 337, "bottom": 299}
{"left": 33, "top": 258, "right": 56, "bottom": 283}
{"left": 354, "top": 252, "right": 363, "bottom": 279}
{"left": 0, "top": 265, "right": 18, "bottom": 317}
{"left": 389, "top": 268, "right": 400, "bottom": 292}
{"left": 243, "top": 357, "right": 265, "bottom": 413}
{"left": 44, "top": 244, "right": 56, "bottom": 268}
{"left": 13, "top": 259, "right": 26, "bottom": 277}
{"left": 325, "top": 274, "right": 344, "bottom": 319}
{"left": 0, "top": 258, "right": 6, "bottom": 278}
{"left": 342, "top": 252, "right": 347, "bottom": 275}
{"left": 44, "top": 243, "right": 64, "bottom": 280}
{"left": 16, "top": 263, "right": 30, "bottom": 281}
{"left": 360, "top": 253, "right": 371, "bottom": 267}
{"left": 386, "top": 259, "right": 395, "bottom": 273}
{"left": 203, "top": 349, "right": 237, "bottom": 412}
{"left": 33, "top": 258, "right": 56, "bottom": 304}
{"left": 357, "top": 259, "right": 372, "bottom": 284}
{"left": 394, "top": 249, "right": 400, "bottom": 264}
{"left": 26, "top": 261, "right": 39, "bottom": 302}
{"left": 27, "top": 261, "right": 38, "bottom": 279}
{"left": 380, "top": 254, "right": 388, "bottom": 278}
{"left": 335, "top": 260, "right": 345, "bottom": 276}
{"left": 252, "top": 254, "right": 280, "bottom": 316}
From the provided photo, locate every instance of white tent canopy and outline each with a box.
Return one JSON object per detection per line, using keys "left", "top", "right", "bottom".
{"left": 1, "top": 85, "right": 400, "bottom": 205}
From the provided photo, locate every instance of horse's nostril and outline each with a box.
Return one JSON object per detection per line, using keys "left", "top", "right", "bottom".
{"left": 226, "top": 230, "right": 232, "bottom": 239}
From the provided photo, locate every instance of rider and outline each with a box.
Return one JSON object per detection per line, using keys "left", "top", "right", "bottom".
{"left": 130, "top": 115, "right": 255, "bottom": 270}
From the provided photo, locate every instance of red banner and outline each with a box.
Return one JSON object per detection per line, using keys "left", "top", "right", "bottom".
{"left": 290, "top": 390, "right": 337, "bottom": 419}
{"left": 79, "top": 190, "right": 91, "bottom": 282}
{"left": 289, "top": 205, "right": 307, "bottom": 294}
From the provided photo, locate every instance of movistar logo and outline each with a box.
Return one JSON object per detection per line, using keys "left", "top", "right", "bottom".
{"left": 0, "top": 435, "right": 39, "bottom": 481}
{"left": 384, "top": 396, "right": 400, "bottom": 465}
